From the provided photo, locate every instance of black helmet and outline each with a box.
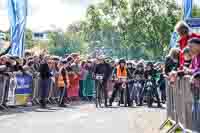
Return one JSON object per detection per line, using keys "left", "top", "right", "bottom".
{"left": 119, "top": 58, "right": 126, "bottom": 64}
{"left": 146, "top": 62, "right": 153, "bottom": 67}
{"left": 137, "top": 62, "right": 144, "bottom": 68}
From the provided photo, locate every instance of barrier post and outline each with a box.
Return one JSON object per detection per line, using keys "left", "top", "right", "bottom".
{"left": 191, "top": 78, "right": 200, "bottom": 132}
{"left": 166, "top": 77, "right": 189, "bottom": 133}
{"left": 0, "top": 75, "right": 9, "bottom": 111}
{"left": 160, "top": 76, "right": 193, "bottom": 133}
{"left": 47, "top": 78, "right": 54, "bottom": 104}
{"left": 183, "top": 76, "right": 193, "bottom": 130}
{"left": 32, "top": 72, "right": 40, "bottom": 105}
{"left": 160, "top": 78, "right": 176, "bottom": 130}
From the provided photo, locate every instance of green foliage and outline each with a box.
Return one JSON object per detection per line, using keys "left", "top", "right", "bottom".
{"left": 48, "top": 31, "right": 87, "bottom": 56}
{"left": 25, "top": 29, "right": 34, "bottom": 49}
{"left": 192, "top": 4, "right": 200, "bottom": 17}
{"left": 5, "top": 32, "right": 10, "bottom": 41}
{"left": 81, "top": 0, "right": 181, "bottom": 59}
{"left": 23, "top": 0, "right": 181, "bottom": 59}
{"left": 23, "top": 27, "right": 87, "bottom": 56}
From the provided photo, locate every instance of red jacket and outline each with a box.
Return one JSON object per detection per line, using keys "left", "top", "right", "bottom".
{"left": 178, "top": 33, "right": 200, "bottom": 69}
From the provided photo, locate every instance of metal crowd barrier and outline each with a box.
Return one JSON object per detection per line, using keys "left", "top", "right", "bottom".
{"left": 191, "top": 78, "right": 200, "bottom": 132}
{"left": 32, "top": 73, "right": 40, "bottom": 105}
{"left": 0, "top": 71, "right": 98, "bottom": 108}
{"left": 48, "top": 77, "right": 59, "bottom": 104}
{"left": 0, "top": 71, "right": 114, "bottom": 109}
{"left": 0, "top": 74, "right": 9, "bottom": 111}
{"left": 160, "top": 75, "right": 200, "bottom": 133}
{"left": 32, "top": 73, "right": 59, "bottom": 105}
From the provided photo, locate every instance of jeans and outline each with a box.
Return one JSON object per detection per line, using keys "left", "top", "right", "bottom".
{"left": 40, "top": 79, "right": 50, "bottom": 107}
{"left": 59, "top": 87, "right": 67, "bottom": 105}
{"left": 95, "top": 80, "right": 108, "bottom": 105}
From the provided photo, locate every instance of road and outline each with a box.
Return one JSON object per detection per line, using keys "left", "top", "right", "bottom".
{"left": 0, "top": 103, "right": 166, "bottom": 133}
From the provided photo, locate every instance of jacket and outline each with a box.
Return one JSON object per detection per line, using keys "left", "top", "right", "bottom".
{"left": 116, "top": 66, "right": 127, "bottom": 78}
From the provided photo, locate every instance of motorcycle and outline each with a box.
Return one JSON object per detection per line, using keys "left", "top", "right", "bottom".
{"left": 131, "top": 80, "right": 143, "bottom": 105}
{"left": 95, "top": 74, "right": 104, "bottom": 108}
{"left": 145, "top": 76, "right": 154, "bottom": 107}
{"left": 117, "top": 76, "right": 128, "bottom": 107}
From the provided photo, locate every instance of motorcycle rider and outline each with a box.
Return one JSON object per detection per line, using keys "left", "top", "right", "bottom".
{"left": 127, "top": 61, "right": 135, "bottom": 106}
{"left": 127, "top": 61, "right": 135, "bottom": 79}
{"left": 109, "top": 59, "right": 131, "bottom": 106}
{"left": 144, "top": 62, "right": 162, "bottom": 108}
{"left": 94, "top": 55, "right": 112, "bottom": 107}
{"left": 133, "top": 62, "right": 145, "bottom": 106}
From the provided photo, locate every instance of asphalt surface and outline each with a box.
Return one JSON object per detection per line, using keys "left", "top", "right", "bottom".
{"left": 0, "top": 103, "right": 166, "bottom": 133}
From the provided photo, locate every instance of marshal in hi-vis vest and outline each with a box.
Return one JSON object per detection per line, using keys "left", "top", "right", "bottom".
{"left": 57, "top": 70, "right": 69, "bottom": 88}
{"left": 116, "top": 66, "right": 127, "bottom": 78}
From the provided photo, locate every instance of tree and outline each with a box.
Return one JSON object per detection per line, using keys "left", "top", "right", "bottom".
{"left": 81, "top": 0, "right": 181, "bottom": 59}
{"left": 48, "top": 26, "right": 87, "bottom": 56}
{"left": 22, "top": 0, "right": 181, "bottom": 59}
{"left": 193, "top": 4, "right": 200, "bottom": 17}
{"left": 25, "top": 29, "right": 34, "bottom": 49}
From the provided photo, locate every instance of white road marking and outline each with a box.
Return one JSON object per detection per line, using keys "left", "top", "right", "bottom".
{"left": 0, "top": 114, "right": 17, "bottom": 121}
{"left": 68, "top": 113, "right": 89, "bottom": 121}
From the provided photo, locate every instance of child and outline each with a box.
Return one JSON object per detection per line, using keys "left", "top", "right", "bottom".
{"left": 183, "top": 47, "right": 192, "bottom": 68}
{"left": 165, "top": 48, "right": 180, "bottom": 75}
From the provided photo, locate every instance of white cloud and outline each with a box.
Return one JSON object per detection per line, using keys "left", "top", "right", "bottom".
{"left": 0, "top": 0, "right": 102, "bottom": 31}
{"left": 27, "top": 0, "right": 85, "bottom": 31}
{"left": 0, "top": 0, "right": 9, "bottom": 31}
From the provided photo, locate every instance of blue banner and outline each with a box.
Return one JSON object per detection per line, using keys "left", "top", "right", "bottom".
{"left": 15, "top": 74, "right": 32, "bottom": 106}
{"left": 183, "top": 0, "right": 192, "bottom": 20}
{"left": 186, "top": 18, "right": 200, "bottom": 27}
{"left": 15, "top": 74, "right": 32, "bottom": 95}
{"left": 169, "top": 32, "right": 179, "bottom": 48}
{"left": 8, "top": 0, "right": 27, "bottom": 57}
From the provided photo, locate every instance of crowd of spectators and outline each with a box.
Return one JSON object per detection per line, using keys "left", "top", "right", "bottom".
{"left": 0, "top": 21, "right": 199, "bottom": 109}
{"left": 165, "top": 21, "right": 200, "bottom": 79}
{"left": 0, "top": 48, "right": 167, "bottom": 108}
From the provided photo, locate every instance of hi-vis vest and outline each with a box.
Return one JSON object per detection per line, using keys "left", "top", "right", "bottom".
{"left": 116, "top": 66, "right": 127, "bottom": 78}
{"left": 57, "top": 71, "right": 69, "bottom": 88}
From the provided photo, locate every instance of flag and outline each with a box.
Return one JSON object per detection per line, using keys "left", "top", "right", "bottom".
{"left": 183, "top": 0, "right": 192, "bottom": 20}
{"left": 169, "top": 32, "right": 179, "bottom": 48}
{"left": 8, "top": 0, "right": 27, "bottom": 57}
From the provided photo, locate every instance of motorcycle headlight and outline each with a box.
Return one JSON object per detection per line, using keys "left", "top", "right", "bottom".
{"left": 122, "top": 83, "right": 126, "bottom": 88}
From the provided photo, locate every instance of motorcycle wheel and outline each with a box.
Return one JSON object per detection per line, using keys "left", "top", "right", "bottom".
{"left": 123, "top": 87, "right": 128, "bottom": 107}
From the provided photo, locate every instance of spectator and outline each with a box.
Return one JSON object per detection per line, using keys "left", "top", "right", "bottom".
{"left": 165, "top": 48, "right": 180, "bottom": 75}
{"left": 175, "top": 21, "right": 200, "bottom": 69}
{"left": 188, "top": 38, "right": 200, "bottom": 77}
{"left": 183, "top": 47, "right": 192, "bottom": 68}
{"left": 57, "top": 60, "right": 69, "bottom": 107}
{"left": 79, "top": 61, "right": 88, "bottom": 97}
{"left": 69, "top": 56, "right": 81, "bottom": 98}
{"left": 39, "top": 56, "right": 52, "bottom": 108}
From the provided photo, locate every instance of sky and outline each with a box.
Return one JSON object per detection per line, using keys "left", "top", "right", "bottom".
{"left": 0, "top": 0, "right": 102, "bottom": 32}
{"left": 0, "top": 0, "right": 199, "bottom": 32}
